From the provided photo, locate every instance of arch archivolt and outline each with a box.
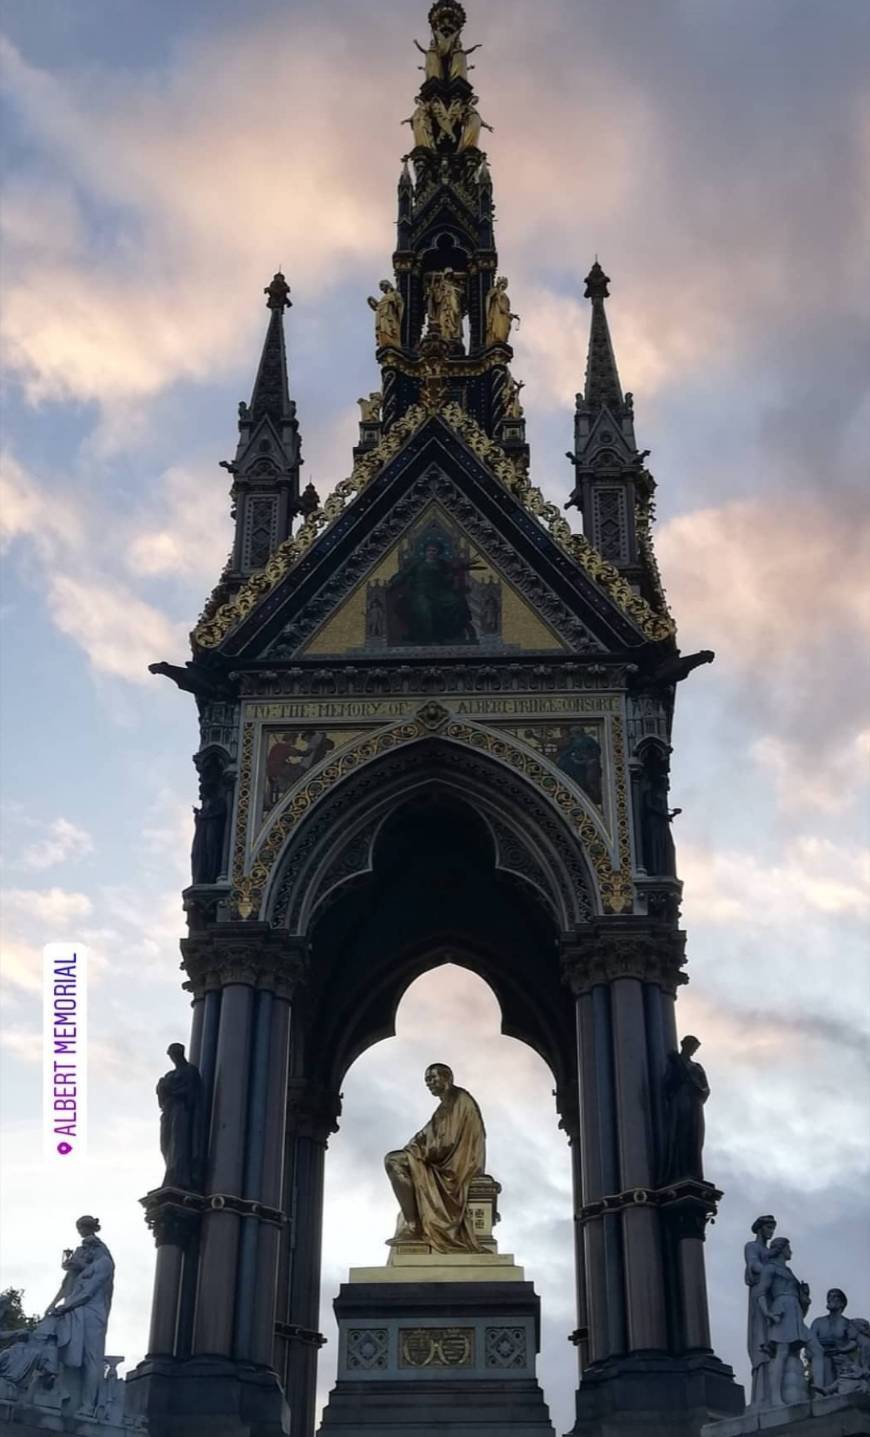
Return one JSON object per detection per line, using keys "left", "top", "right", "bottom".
{"left": 231, "top": 706, "right": 633, "bottom": 923}
{"left": 268, "top": 762, "right": 589, "bottom": 935}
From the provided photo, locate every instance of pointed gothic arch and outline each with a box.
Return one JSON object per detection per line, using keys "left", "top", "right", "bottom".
{"left": 264, "top": 729, "right": 600, "bottom": 938}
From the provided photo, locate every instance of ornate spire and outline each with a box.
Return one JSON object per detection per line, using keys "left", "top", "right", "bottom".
{"left": 248, "top": 272, "right": 293, "bottom": 425}
{"left": 221, "top": 274, "right": 303, "bottom": 579}
{"left": 362, "top": 1, "right": 524, "bottom": 448}
{"left": 582, "top": 261, "right": 624, "bottom": 412}
{"left": 566, "top": 263, "right": 669, "bottom": 616}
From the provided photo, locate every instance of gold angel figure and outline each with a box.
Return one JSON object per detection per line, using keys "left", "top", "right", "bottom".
{"left": 402, "top": 102, "right": 435, "bottom": 150}
{"left": 457, "top": 106, "right": 493, "bottom": 154}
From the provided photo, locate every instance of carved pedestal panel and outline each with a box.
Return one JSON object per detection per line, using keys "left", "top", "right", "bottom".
{"left": 317, "top": 1281, "right": 555, "bottom": 1435}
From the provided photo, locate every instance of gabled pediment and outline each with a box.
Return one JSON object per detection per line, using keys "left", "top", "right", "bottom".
{"left": 191, "top": 405, "right": 673, "bottom": 662}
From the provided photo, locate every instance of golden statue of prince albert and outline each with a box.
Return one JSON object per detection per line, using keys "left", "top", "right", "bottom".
{"left": 385, "top": 1063, "right": 486, "bottom": 1253}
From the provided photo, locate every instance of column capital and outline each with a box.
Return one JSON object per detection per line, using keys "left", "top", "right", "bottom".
{"left": 559, "top": 919, "right": 687, "bottom": 997}
{"left": 140, "top": 1188, "right": 204, "bottom": 1248}
{"left": 285, "top": 1079, "right": 342, "bottom": 1144}
{"left": 181, "top": 924, "right": 309, "bottom": 999}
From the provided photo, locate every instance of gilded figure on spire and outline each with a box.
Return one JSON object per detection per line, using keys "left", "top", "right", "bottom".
{"left": 485, "top": 277, "right": 519, "bottom": 347}
{"left": 367, "top": 280, "right": 404, "bottom": 349}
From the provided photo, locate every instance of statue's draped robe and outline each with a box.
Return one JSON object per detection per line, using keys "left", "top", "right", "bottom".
{"left": 397, "top": 1087, "right": 486, "bottom": 1252}
{"left": 757, "top": 1259, "right": 810, "bottom": 1346}
{"left": 53, "top": 1253, "right": 113, "bottom": 1385}
{"left": 158, "top": 1062, "right": 205, "bottom": 1190}
{"left": 744, "top": 1238, "right": 772, "bottom": 1402}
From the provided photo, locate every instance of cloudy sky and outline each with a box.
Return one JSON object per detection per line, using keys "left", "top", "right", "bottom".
{"left": 1, "top": 0, "right": 868, "bottom": 1427}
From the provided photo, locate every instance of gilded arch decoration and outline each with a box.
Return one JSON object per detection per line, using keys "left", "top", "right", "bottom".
{"left": 230, "top": 704, "right": 633, "bottom": 922}
{"left": 266, "top": 751, "right": 596, "bottom": 935}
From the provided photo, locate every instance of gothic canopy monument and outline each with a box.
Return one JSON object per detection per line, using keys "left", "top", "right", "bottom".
{"left": 130, "top": 3, "right": 745, "bottom": 1434}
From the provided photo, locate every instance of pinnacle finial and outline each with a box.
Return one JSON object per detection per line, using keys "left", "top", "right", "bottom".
{"left": 264, "top": 272, "right": 292, "bottom": 312}
{"left": 584, "top": 261, "right": 611, "bottom": 301}
{"left": 428, "top": 0, "right": 467, "bottom": 33}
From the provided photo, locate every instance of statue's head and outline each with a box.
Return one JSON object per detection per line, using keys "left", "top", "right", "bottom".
{"left": 681, "top": 1035, "right": 701, "bottom": 1056}
{"left": 75, "top": 1215, "right": 100, "bottom": 1238}
{"left": 167, "top": 1042, "right": 186, "bottom": 1064}
{"left": 827, "top": 1289, "right": 848, "bottom": 1313}
{"left": 769, "top": 1237, "right": 791, "bottom": 1262}
{"left": 379, "top": 279, "right": 392, "bottom": 295}
{"left": 752, "top": 1214, "right": 777, "bottom": 1241}
{"left": 425, "top": 1063, "right": 454, "bottom": 1096}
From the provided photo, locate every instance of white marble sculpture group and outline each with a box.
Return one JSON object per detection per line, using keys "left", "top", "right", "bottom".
{"left": 0, "top": 1215, "right": 141, "bottom": 1430}
{"left": 744, "top": 1214, "right": 870, "bottom": 1411}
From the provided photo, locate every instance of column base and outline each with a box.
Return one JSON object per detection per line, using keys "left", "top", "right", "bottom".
{"left": 569, "top": 1351, "right": 745, "bottom": 1437}
{"left": 317, "top": 1279, "right": 554, "bottom": 1435}
{"left": 123, "top": 1356, "right": 290, "bottom": 1437}
{"left": 701, "top": 1391, "right": 870, "bottom": 1436}
{"left": 0, "top": 1401, "right": 132, "bottom": 1436}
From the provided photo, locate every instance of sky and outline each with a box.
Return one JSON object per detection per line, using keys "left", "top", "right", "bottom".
{"left": 1, "top": 0, "right": 869, "bottom": 1429}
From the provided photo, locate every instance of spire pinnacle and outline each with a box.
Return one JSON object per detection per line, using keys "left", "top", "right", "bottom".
{"left": 264, "top": 271, "right": 291, "bottom": 313}
{"left": 249, "top": 273, "right": 292, "bottom": 423}
{"left": 582, "top": 260, "right": 623, "bottom": 410}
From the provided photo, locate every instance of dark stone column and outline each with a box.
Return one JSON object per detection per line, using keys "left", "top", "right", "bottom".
{"left": 561, "top": 921, "right": 744, "bottom": 1436}
{"left": 127, "top": 926, "right": 307, "bottom": 1437}
{"left": 279, "top": 1082, "right": 341, "bottom": 1437}
{"left": 556, "top": 1080, "right": 590, "bottom": 1378}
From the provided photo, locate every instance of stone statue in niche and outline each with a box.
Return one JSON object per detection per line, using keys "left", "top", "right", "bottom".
{"left": 367, "top": 280, "right": 404, "bottom": 349}
{"left": 190, "top": 752, "right": 227, "bottom": 885}
{"left": 744, "top": 1213, "right": 777, "bottom": 1407}
{"left": 384, "top": 1063, "right": 486, "bottom": 1253}
{"left": 426, "top": 269, "right": 464, "bottom": 341}
{"left": 754, "top": 1237, "right": 811, "bottom": 1408}
{"left": 157, "top": 1043, "right": 205, "bottom": 1191}
{"left": 661, "top": 1035, "right": 709, "bottom": 1183}
{"left": 484, "top": 276, "right": 519, "bottom": 346}
{"left": 639, "top": 744, "right": 676, "bottom": 876}
{"left": 808, "top": 1288, "right": 870, "bottom": 1396}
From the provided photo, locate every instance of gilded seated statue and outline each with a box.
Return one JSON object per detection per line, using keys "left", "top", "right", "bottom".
{"left": 385, "top": 1063, "right": 486, "bottom": 1253}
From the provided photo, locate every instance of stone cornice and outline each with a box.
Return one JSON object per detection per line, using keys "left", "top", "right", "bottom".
{"left": 560, "top": 920, "right": 687, "bottom": 996}
{"left": 181, "top": 924, "right": 309, "bottom": 999}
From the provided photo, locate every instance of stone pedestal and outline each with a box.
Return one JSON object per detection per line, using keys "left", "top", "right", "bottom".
{"left": 317, "top": 1270, "right": 554, "bottom": 1436}
{"left": 123, "top": 1356, "right": 290, "bottom": 1437}
{"left": 701, "top": 1392, "right": 870, "bottom": 1436}
{"left": 571, "top": 1350, "right": 745, "bottom": 1437}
